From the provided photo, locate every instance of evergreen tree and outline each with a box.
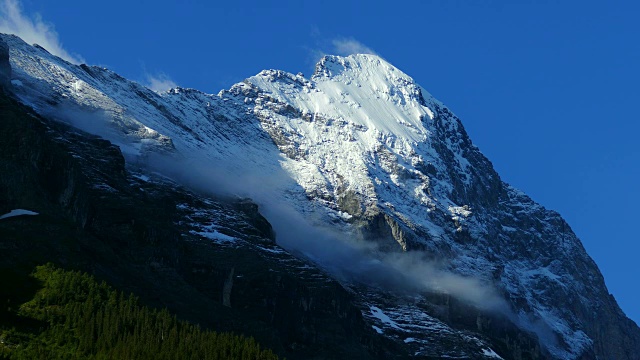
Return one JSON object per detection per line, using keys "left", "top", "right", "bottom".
{"left": 0, "top": 264, "right": 280, "bottom": 360}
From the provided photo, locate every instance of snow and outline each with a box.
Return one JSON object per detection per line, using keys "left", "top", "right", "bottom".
{"left": 0, "top": 209, "right": 39, "bottom": 220}
{"left": 482, "top": 348, "right": 503, "bottom": 359}
{"left": 255, "top": 245, "right": 286, "bottom": 254}
{"left": 243, "top": 55, "right": 477, "bottom": 238}
{"left": 361, "top": 300, "right": 504, "bottom": 358}
{"left": 448, "top": 205, "right": 472, "bottom": 218}
{"left": 190, "top": 229, "right": 236, "bottom": 244}
{"left": 132, "top": 174, "right": 150, "bottom": 182}
{"left": 248, "top": 54, "right": 435, "bottom": 143}
{"left": 369, "top": 306, "right": 403, "bottom": 330}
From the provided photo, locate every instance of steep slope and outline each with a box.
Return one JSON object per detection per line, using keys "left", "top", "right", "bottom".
{"left": 1, "top": 33, "right": 638, "bottom": 359}
{"left": 0, "top": 87, "right": 396, "bottom": 360}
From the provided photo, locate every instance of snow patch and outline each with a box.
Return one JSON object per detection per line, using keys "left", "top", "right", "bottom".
{"left": 255, "top": 245, "right": 287, "bottom": 254}
{"left": 132, "top": 174, "right": 150, "bottom": 182}
{"left": 448, "top": 205, "right": 472, "bottom": 218}
{"left": 190, "top": 229, "right": 236, "bottom": 244}
{"left": 0, "top": 209, "right": 39, "bottom": 220}
{"left": 482, "top": 348, "right": 503, "bottom": 359}
{"left": 369, "top": 306, "right": 403, "bottom": 330}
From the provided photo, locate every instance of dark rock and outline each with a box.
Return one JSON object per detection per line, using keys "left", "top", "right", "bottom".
{"left": 0, "top": 38, "right": 11, "bottom": 89}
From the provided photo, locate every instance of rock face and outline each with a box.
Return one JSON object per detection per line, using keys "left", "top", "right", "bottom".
{"left": 1, "top": 32, "right": 639, "bottom": 359}
{"left": 0, "top": 38, "right": 11, "bottom": 89}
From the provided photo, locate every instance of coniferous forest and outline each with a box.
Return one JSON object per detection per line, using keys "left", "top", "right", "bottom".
{"left": 0, "top": 264, "right": 280, "bottom": 360}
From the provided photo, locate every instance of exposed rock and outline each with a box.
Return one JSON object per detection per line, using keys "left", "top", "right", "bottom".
{"left": 0, "top": 38, "right": 10, "bottom": 89}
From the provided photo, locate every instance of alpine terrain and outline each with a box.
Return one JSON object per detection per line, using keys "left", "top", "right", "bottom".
{"left": 1, "top": 33, "right": 638, "bottom": 359}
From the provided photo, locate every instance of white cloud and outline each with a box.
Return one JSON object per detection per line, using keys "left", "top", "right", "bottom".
{"left": 332, "top": 37, "right": 377, "bottom": 56}
{"left": 0, "top": 0, "right": 83, "bottom": 64}
{"left": 144, "top": 73, "right": 177, "bottom": 93}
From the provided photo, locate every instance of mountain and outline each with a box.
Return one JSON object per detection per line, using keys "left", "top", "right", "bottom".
{"left": 1, "top": 33, "right": 638, "bottom": 359}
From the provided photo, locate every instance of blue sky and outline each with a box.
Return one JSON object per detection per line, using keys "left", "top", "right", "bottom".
{"left": 2, "top": 0, "right": 638, "bottom": 324}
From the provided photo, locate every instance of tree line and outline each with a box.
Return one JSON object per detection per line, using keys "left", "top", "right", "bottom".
{"left": 0, "top": 264, "right": 280, "bottom": 360}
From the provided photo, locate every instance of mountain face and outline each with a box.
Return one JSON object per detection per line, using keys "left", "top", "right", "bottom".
{"left": 1, "top": 33, "right": 638, "bottom": 359}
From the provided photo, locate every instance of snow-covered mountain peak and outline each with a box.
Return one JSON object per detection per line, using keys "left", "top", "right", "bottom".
{"left": 312, "top": 54, "right": 399, "bottom": 79}
{"left": 247, "top": 54, "right": 439, "bottom": 144}
{"left": 3, "top": 33, "right": 639, "bottom": 359}
{"left": 311, "top": 54, "right": 438, "bottom": 103}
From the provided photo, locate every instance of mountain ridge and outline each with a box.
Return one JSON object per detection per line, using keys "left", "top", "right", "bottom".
{"left": 1, "top": 33, "right": 638, "bottom": 359}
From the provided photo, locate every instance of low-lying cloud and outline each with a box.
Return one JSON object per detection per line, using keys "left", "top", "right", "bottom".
{"left": 0, "top": 0, "right": 83, "bottom": 64}
{"left": 138, "top": 145, "right": 507, "bottom": 312}
{"left": 262, "top": 196, "right": 507, "bottom": 311}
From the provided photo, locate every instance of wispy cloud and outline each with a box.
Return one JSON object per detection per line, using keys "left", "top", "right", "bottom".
{"left": 144, "top": 73, "right": 177, "bottom": 93}
{"left": 304, "top": 31, "right": 380, "bottom": 74}
{"left": 331, "top": 37, "right": 377, "bottom": 56}
{"left": 0, "top": 0, "right": 83, "bottom": 64}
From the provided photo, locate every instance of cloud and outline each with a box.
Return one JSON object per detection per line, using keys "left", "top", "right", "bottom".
{"left": 156, "top": 147, "right": 506, "bottom": 310}
{"left": 305, "top": 28, "right": 378, "bottom": 70}
{"left": 381, "top": 251, "right": 508, "bottom": 311}
{"left": 332, "top": 37, "right": 377, "bottom": 56}
{"left": 137, "top": 143, "right": 507, "bottom": 311}
{"left": 144, "top": 73, "right": 177, "bottom": 93}
{"left": 0, "top": 0, "right": 83, "bottom": 64}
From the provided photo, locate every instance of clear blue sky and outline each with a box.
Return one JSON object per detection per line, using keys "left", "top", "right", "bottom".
{"left": 7, "top": 0, "right": 639, "bottom": 324}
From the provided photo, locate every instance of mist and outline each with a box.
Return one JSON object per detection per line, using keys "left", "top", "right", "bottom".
{"left": 0, "top": 0, "right": 83, "bottom": 64}
{"left": 48, "top": 100, "right": 557, "bottom": 351}
{"left": 44, "top": 95, "right": 511, "bottom": 314}
{"left": 137, "top": 145, "right": 510, "bottom": 313}
{"left": 46, "top": 104, "right": 117, "bottom": 138}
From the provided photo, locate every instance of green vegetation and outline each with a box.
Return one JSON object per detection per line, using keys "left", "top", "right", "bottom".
{"left": 0, "top": 264, "right": 279, "bottom": 360}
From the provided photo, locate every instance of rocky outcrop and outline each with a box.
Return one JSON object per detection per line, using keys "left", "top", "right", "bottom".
{"left": 354, "top": 210, "right": 411, "bottom": 251}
